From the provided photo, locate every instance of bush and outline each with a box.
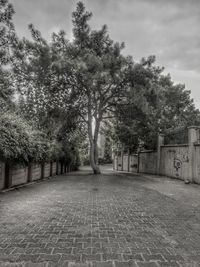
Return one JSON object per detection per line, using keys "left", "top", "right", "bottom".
{"left": 0, "top": 111, "right": 81, "bottom": 169}
{"left": 0, "top": 112, "right": 33, "bottom": 163}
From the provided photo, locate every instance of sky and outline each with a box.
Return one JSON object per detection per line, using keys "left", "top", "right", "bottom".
{"left": 9, "top": 0, "right": 200, "bottom": 108}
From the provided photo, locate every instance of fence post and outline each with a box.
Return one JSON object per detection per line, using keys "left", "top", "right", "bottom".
{"left": 50, "top": 162, "right": 53, "bottom": 177}
{"left": 4, "top": 162, "right": 12, "bottom": 189}
{"left": 157, "top": 134, "right": 164, "bottom": 175}
{"left": 121, "top": 148, "right": 124, "bottom": 171}
{"left": 41, "top": 163, "right": 44, "bottom": 179}
{"left": 137, "top": 152, "right": 140, "bottom": 173}
{"left": 188, "top": 126, "right": 199, "bottom": 183}
{"left": 128, "top": 149, "right": 130, "bottom": 172}
{"left": 27, "top": 164, "right": 32, "bottom": 183}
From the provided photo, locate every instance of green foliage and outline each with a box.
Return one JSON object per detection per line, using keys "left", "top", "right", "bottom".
{"left": 114, "top": 57, "right": 200, "bottom": 150}
{"left": 103, "top": 136, "right": 112, "bottom": 163}
{"left": 0, "top": 111, "right": 79, "bottom": 165}
{"left": 0, "top": 111, "right": 33, "bottom": 163}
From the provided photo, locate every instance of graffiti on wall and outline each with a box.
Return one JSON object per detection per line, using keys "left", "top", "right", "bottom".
{"left": 167, "top": 149, "right": 189, "bottom": 178}
{"left": 174, "top": 158, "right": 182, "bottom": 171}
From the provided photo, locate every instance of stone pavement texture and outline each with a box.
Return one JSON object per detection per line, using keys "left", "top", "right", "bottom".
{"left": 1, "top": 166, "right": 200, "bottom": 266}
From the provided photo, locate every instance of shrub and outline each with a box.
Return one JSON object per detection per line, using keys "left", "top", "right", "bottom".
{"left": 0, "top": 111, "right": 33, "bottom": 163}
{"left": 0, "top": 111, "right": 80, "bottom": 168}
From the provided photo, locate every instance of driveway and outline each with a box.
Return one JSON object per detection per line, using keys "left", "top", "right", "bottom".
{"left": 0, "top": 165, "right": 200, "bottom": 266}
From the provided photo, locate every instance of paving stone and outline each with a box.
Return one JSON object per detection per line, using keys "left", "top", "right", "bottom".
{"left": 23, "top": 263, "right": 48, "bottom": 267}
{"left": 93, "top": 261, "right": 113, "bottom": 267}
{"left": 102, "top": 253, "right": 122, "bottom": 261}
{"left": 53, "top": 248, "right": 72, "bottom": 254}
{"left": 137, "top": 263, "right": 159, "bottom": 267}
{"left": 157, "top": 262, "right": 180, "bottom": 267}
{"left": 142, "top": 254, "right": 165, "bottom": 262}
{"left": 114, "top": 260, "right": 138, "bottom": 267}
{"left": 61, "top": 255, "right": 81, "bottom": 262}
{"left": 68, "top": 263, "right": 92, "bottom": 267}
{"left": 123, "top": 254, "right": 143, "bottom": 261}
{"left": 37, "top": 254, "right": 61, "bottom": 263}
{"left": 82, "top": 254, "right": 101, "bottom": 262}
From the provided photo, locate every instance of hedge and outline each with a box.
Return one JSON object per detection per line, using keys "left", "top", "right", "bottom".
{"left": 0, "top": 111, "right": 78, "bottom": 166}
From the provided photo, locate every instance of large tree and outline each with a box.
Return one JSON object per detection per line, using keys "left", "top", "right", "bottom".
{"left": 14, "top": 2, "right": 132, "bottom": 174}
{"left": 68, "top": 2, "right": 131, "bottom": 173}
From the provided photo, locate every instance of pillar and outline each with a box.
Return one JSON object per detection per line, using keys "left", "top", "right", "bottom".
{"left": 157, "top": 134, "right": 164, "bottom": 175}
{"left": 121, "top": 147, "right": 124, "bottom": 171}
{"left": 188, "top": 126, "right": 199, "bottom": 183}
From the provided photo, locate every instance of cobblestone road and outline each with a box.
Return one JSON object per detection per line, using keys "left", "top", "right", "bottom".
{"left": 1, "top": 166, "right": 200, "bottom": 266}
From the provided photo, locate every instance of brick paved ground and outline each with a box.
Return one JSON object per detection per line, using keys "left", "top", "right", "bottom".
{"left": 1, "top": 166, "right": 200, "bottom": 266}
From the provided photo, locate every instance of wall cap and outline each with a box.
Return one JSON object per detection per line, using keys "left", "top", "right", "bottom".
{"left": 188, "top": 126, "right": 200, "bottom": 129}
{"left": 161, "top": 144, "right": 188, "bottom": 147}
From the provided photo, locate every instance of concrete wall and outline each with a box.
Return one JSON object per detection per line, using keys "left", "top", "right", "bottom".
{"left": 139, "top": 151, "right": 157, "bottom": 174}
{"left": 160, "top": 145, "right": 189, "bottom": 181}
{"left": 193, "top": 145, "right": 200, "bottom": 184}
{"left": 113, "top": 127, "right": 200, "bottom": 184}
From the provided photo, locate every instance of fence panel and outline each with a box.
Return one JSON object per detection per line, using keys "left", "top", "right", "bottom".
{"left": 44, "top": 163, "right": 51, "bottom": 178}
{"left": 11, "top": 165, "right": 28, "bottom": 186}
{"left": 123, "top": 155, "right": 129, "bottom": 172}
{"left": 32, "top": 164, "right": 41, "bottom": 181}
{"left": 52, "top": 162, "right": 57, "bottom": 175}
{"left": 130, "top": 155, "right": 138, "bottom": 173}
{"left": 139, "top": 151, "right": 157, "bottom": 174}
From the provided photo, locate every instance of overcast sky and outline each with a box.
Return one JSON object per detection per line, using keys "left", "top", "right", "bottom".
{"left": 10, "top": 0, "right": 200, "bottom": 108}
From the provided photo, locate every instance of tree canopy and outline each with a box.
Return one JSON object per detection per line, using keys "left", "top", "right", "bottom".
{"left": 1, "top": 0, "right": 200, "bottom": 171}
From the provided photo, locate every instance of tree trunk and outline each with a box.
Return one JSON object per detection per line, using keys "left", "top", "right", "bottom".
{"left": 89, "top": 138, "right": 101, "bottom": 174}
{"left": 88, "top": 111, "right": 101, "bottom": 174}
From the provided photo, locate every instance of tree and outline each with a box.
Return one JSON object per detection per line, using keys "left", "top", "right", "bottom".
{"left": 0, "top": 0, "right": 16, "bottom": 109}
{"left": 14, "top": 2, "right": 132, "bottom": 174}
{"left": 114, "top": 56, "right": 200, "bottom": 150}
{"left": 12, "top": 24, "right": 86, "bottom": 166}
{"left": 67, "top": 2, "right": 131, "bottom": 173}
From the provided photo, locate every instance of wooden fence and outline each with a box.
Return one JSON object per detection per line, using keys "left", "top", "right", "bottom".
{"left": 0, "top": 161, "right": 73, "bottom": 191}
